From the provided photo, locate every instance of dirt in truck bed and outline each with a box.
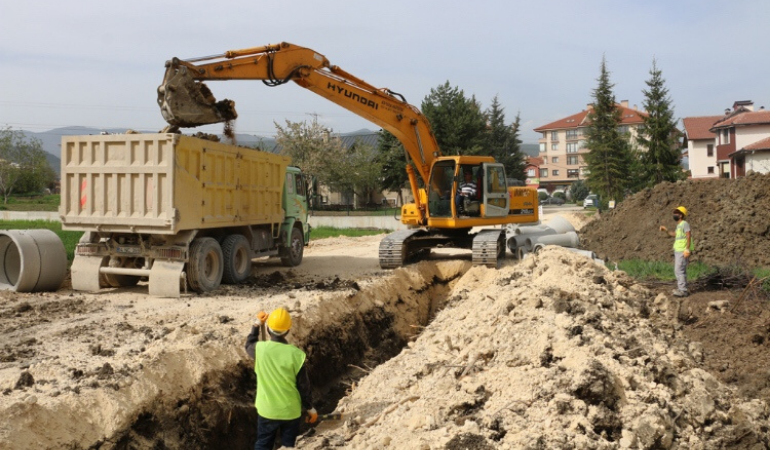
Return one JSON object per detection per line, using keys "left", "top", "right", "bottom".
{"left": 1, "top": 220, "right": 770, "bottom": 448}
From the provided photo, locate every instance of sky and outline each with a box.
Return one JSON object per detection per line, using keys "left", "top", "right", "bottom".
{"left": 1, "top": 0, "right": 769, "bottom": 144}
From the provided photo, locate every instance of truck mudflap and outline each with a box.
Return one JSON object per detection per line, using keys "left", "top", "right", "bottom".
{"left": 149, "top": 260, "right": 186, "bottom": 298}
{"left": 71, "top": 255, "right": 107, "bottom": 292}
{"left": 157, "top": 59, "right": 237, "bottom": 128}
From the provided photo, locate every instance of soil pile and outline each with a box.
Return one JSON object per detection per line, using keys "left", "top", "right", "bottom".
{"left": 302, "top": 247, "right": 769, "bottom": 449}
{"left": 580, "top": 172, "right": 770, "bottom": 266}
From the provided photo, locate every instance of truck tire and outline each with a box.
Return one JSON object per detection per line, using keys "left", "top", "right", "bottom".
{"left": 280, "top": 227, "right": 304, "bottom": 267}
{"left": 187, "top": 237, "right": 224, "bottom": 293}
{"left": 104, "top": 257, "right": 141, "bottom": 288}
{"left": 221, "top": 234, "right": 251, "bottom": 284}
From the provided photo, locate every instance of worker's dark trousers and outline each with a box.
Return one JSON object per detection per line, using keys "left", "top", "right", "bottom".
{"left": 255, "top": 415, "right": 300, "bottom": 449}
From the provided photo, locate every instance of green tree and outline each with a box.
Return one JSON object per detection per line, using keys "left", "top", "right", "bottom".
{"left": 484, "top": 96, "right": 526, "bottom": 181}
{"left": 275, "top": 120, "right": 382, "bottom": 207}
{"left": 582, "top": 57, "right": 634, "bottom": 203}
{"left": 324, "top": 140, "right": 383, "bottom": 206}
{"left": 0, "top": 127, "right": 55, "bottom": 203}
{"left": 375, "top": 130, "right": 410, "bottom": 205}
{"left": 421, "top": 81, "right": 486, "bottom": 155}
{"left": 569, "top": 179, "right": 589, "bottom": 202}
{"left": 636, "top": 59, "right": 684, "bottom": 187}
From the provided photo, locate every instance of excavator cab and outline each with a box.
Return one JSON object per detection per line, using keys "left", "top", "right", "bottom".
{"left": 157, "top": 59, "right": 237, "bottom": 128}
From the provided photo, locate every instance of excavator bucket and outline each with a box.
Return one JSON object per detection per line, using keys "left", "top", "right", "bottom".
{"left": 157, "top": 60, "right": 237, "bottom": 127}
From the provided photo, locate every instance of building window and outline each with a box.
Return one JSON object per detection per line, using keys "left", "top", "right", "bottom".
{"left": 707, "top": 144, "right": 714, "bottom": 157}
{"left": 552, "top": 170, "right": 560, "bottom": 176}
{"left": 567, "top": 156, "right": 578, "bottom": 165}
{"left": 722, "top": 129, "right": 730, "bottom": 144}
{"left": 539, "top": 143, "right": 546, "bottom": 153}
{"left": 527, "top": 168, "right": 536, "bottom": 177}
{"left": 552, "top": 157, "right": 559, "bottom": 163}
{"left": 566, "top": 142, "right": 579, "bottom": 153}
{"left": 551, "top": 143, "right": 558, "bottom": 151}
{"left": 707, "top": 166, "right": 715, "bottom": 174}
{"left": 617, "top": 125, "right": 629, "bottom": 135}
{"left": 539, "top": 168, "right": 548, "bottom": 178}
{"left": 567, "top": 169, "right": 579, "bottom": 178}
{"left": 551, "top": 131, "right": 559, "bottom": 141}
{"left": 566, "top": 129, "right": 578, "bottom": 139}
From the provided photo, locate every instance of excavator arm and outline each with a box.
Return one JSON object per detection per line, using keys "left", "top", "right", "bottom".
{"left": 157, "top": 42, "right": 439, "bottom": 187}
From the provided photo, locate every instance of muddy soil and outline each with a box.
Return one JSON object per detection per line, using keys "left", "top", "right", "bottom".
{"left": 3, "top": 214, "right": 770, "bottom": 449}
{"left": 580, "top": 172, "right": 770, "bottom": 267}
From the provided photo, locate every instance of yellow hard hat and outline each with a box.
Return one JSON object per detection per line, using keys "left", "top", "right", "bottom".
{"left": 267, "top": 307, "right": 292, "bottom": 334}
{"left": 674, "top": 206, "right": 687, "bottom": 216}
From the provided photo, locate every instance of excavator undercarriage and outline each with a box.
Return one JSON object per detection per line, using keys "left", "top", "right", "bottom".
{"left": 378, "top": 228, "right": 506, "bottom": 269}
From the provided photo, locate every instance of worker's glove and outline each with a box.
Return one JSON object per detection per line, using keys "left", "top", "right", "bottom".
{"left": 659, "top": 226, "right": 667, "bottom": 232}
{"left": 305, "top": 408, "right": 318, "bottom": 424}
{"left": 254, "top": 311, "right": 268, "bottom": 326}
{"left": 683, "top": 250, "right": 691, "bottom": 258}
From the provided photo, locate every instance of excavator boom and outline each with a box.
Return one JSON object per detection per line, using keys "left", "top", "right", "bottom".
{"left": 157, "top": 42, "right": 439, "bottom": 185}
{"left": 158, "top": 42, "right": 540, "bottom": 269}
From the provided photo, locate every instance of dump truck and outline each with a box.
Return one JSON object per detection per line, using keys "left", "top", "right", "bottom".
{"left": 60, "top": 133, "right": 310, "bottom": 297}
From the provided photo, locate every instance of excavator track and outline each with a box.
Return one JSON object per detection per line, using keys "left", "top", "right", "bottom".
{"left": 472, "top": 229, "right": 505, "bottom": 268}
{"left": 379, "top": 229, "right": 426, "bottom": 269}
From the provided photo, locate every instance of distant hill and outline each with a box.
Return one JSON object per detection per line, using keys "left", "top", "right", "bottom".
{"left": 520, "top": 143, "right": 539, "bottom": 157}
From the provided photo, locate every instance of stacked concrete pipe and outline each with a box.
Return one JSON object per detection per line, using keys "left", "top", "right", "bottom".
{"left": 507, "top": 216, "right": 580, "bottom": 258}
{"left": 0, "top": 229, "right": 67, "bottom": 292}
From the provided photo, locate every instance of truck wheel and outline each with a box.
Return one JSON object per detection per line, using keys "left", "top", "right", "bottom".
{"left": 104, "top": 257, "right": 141, "bottom": 288}
{"left": 280, "top": 227, "right": 304, "bottom": 267}
{"left": 187, "top": 237, "right": 224, "bottom": 293}
{"left": 222, "top": 234, "right": 251, "bottom": 284}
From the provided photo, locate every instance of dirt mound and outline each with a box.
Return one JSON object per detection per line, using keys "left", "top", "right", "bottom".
{"left": 301, "top": 247, "right": 769, "bottom": 449}
{"left": 580, "top": 172, "right": 770, "bottom": 266}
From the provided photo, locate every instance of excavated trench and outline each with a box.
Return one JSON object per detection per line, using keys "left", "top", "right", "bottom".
{"left": 96, "top": 262, "right": 469, "bottom": 449}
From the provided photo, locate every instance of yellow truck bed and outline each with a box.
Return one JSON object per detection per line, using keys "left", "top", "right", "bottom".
{"left": 59, "top": 133, "right": 289, "bottom": 234}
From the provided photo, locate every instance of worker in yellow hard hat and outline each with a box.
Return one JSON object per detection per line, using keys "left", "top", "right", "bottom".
{"left": 245, "top": 307, "right": 317, "bottom": 449}
{"left": 659, "top": 206, "right": 694, "bottom": 297}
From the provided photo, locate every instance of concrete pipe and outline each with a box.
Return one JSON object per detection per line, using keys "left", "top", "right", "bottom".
{"left": 543, "top": 215, "right": 576, "bottom": 234}
{"left": 535, "top": 231, "right": 580, "bottom": 248}
{"left": 0, "top": 229, "right": 67, "bottom": 292}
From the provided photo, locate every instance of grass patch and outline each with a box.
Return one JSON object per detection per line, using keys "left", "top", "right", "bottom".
{"left": 311, "top": 226, "right": 388, "bottom": 240}
{"left": 612, "top": 259, "right": 714, "bottom": 281}
{"left": 0, "top": 194, "right": 60, "bottom": 212}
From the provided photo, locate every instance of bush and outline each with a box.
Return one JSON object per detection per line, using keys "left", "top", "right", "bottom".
{"left": 570, "top": 180, "right": 589, "bottom": 202}
{"left": 553, "top": 191, "right": 566, "bottom": 201}
{"left": 538, "top": 191, "right": 548, "bottom": 202}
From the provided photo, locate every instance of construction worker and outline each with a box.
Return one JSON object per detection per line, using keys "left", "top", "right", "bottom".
{"left": 659, "top": 206, "right": 694, "bottom": 297}
{"left": 455, "top": 168, "right": 478, "bottom": 215}
{"left": 245, "top": 307, "right": 317, "bottom": 449}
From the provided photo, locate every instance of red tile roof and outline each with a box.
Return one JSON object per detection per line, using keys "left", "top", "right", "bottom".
{"left": 681, "top": 116, "right": 722, "bottom": 140}
{"left": 526, "top": 156, "right": 544, "bottom": 166}
{"left": 711, "top": 110, "right": 770, "bottom": 130}
{"left": 533, "top": 105, "right": 646, "bottom": 132}
{"left": 743, "top": 136, "right": 770, "bottom": 151}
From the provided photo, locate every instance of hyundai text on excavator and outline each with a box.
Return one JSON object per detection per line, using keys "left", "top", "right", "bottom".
{"left": 157, "top": 42, "right": 539, "bottom": 269}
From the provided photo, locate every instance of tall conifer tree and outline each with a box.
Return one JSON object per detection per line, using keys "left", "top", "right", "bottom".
{"left": 637, "top": 59, "right": 683, "bottom": 187}
{"left": 583, "top": 57, "right": 634, "bottom": 203}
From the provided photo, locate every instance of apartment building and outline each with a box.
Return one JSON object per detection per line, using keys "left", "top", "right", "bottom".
{"left": 533, "top": 101, "right": 646, "bottom": 192}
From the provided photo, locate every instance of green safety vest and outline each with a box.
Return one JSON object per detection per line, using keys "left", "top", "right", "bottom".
{"left": 254, "top": 341, "right": 307, "bottom": 420}
{"left": 673, "top": 220, "right": 694, "bottom": 252}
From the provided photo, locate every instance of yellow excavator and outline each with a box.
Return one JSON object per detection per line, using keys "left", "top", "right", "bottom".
{"left": 157, "top": 42, "right": 539, "bottom": 269}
